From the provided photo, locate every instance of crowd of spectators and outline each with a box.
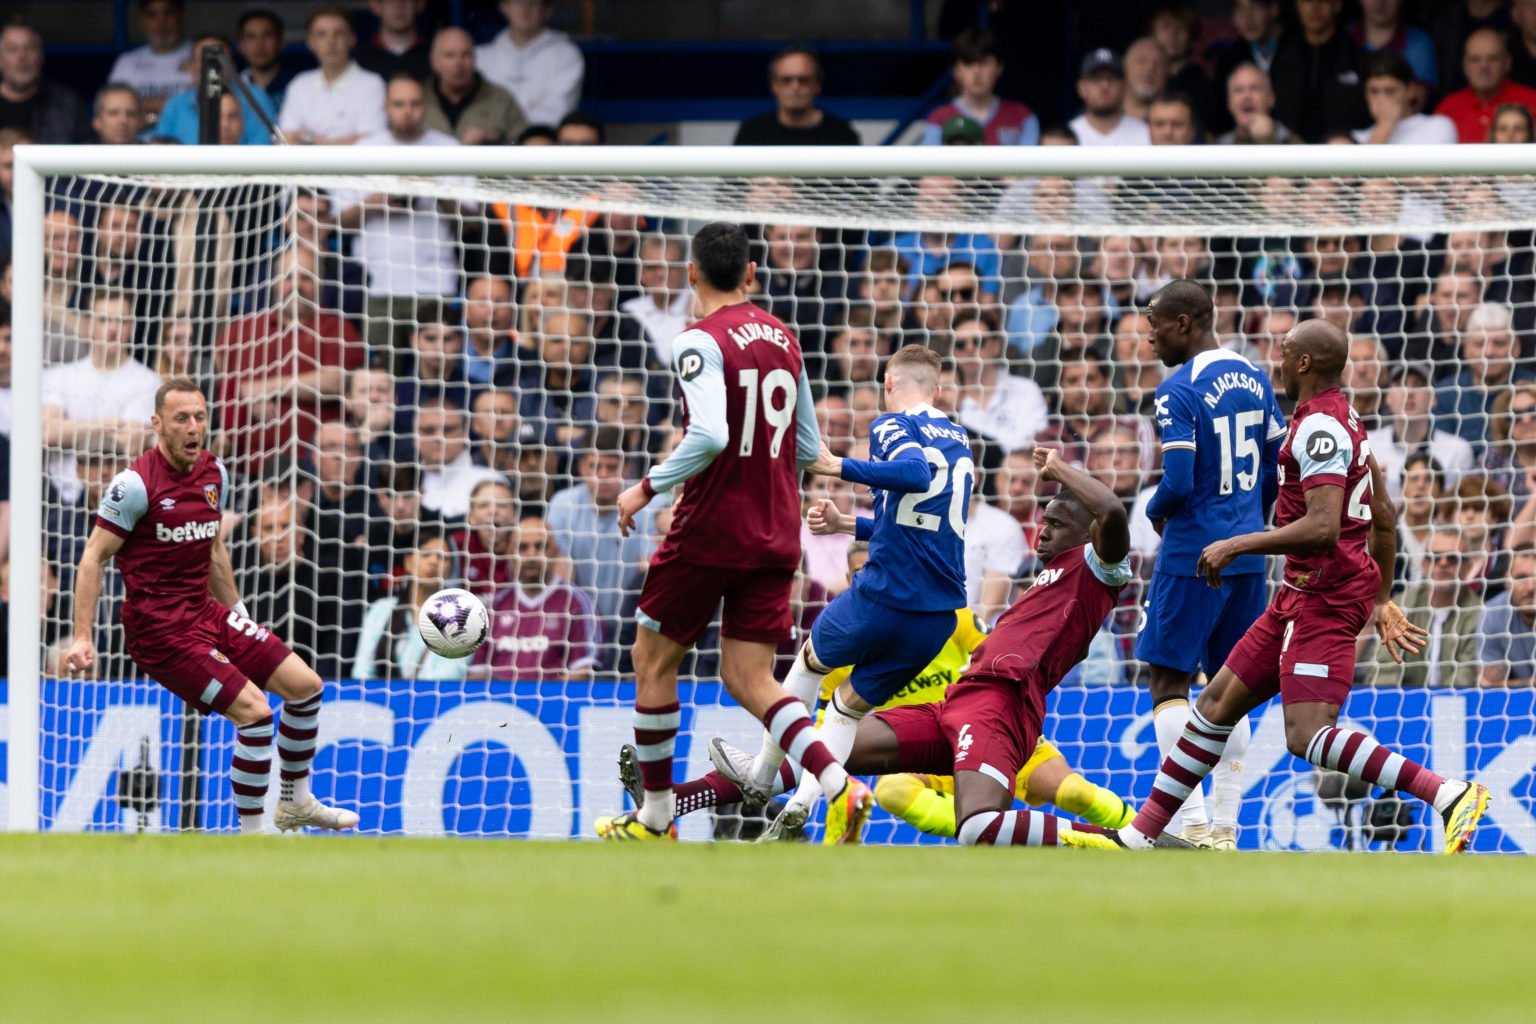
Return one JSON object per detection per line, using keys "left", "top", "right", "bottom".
{"left": 2, "top": 1, "right": 1536, "bottom": 687}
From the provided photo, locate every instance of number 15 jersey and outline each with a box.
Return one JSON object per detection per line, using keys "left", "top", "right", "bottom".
{"left": 1152, "top": 349, "right": 1287, "bottom": 578}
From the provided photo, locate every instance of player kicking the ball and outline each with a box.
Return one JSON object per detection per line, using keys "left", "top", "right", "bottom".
{"left": 594, "top": 222, "right": 868, "bottom": 842}
{"left": 714, "top": 343, "right": 975, "bottom": 842}
{"left": 64, "top": 378, "right": 358, "bottom": 834}
{"left": 1114, "top": 319, "right": 1490, "bottom": 853}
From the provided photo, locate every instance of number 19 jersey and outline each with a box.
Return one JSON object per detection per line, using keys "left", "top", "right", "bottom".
{"left": 1153, "top": 349, "right": 1287, "bottom": 578}
{"left": 857, "top": 405, "right": 972, "bottom": 612}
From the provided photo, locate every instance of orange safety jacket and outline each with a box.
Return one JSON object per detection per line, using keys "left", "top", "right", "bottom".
{"left": 490, "top": 202, "right": 600, "bottom": 277}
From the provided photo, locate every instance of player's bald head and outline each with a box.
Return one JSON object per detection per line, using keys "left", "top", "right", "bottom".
{"left": 1289, "top": 318, "right": 1348, "bottom": 377}
{"left": 1147, "top": 279, "right": 1213, "bottom": 327}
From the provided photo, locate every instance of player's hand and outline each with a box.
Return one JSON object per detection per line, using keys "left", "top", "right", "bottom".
{"left": 1375, "top": 600, "right": 1428, "bottom": 665}
{"left": 1032, "top": 446, "right": 1068, "bottom": 483}
{"left": 804, "top": 443, "right": 844, "bottom": 478}
{"left": 806, "top": 497, "right": 844, "bottom": 535}
{"left": 1197, "top": 538, "right": 1244, "bottom": 588}
{"left": 615, "top": 483, "right": 651, "bottom": 538}
{"left": 64, "top": 637, "right": 96, "bottom": 677}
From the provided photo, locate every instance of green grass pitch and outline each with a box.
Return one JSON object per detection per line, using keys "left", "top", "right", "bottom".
{"left": 0, "top": 834, "right": 1527, "bottom": 1023}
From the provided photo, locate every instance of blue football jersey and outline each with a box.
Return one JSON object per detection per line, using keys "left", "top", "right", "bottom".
{"left": 854, "top": 405, "right": 973, "bottom": 612}
{"left": 1151, "top": 349, "right": 1287, "bottom": 577}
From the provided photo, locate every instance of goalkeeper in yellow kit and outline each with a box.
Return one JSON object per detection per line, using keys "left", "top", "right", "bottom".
{"left": 824, "top": 543, "right": 1134, "bottom": 840}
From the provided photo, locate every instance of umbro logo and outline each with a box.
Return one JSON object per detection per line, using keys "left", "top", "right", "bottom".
{"left": 160, "top": 498, "right": 176, "bottom": 510}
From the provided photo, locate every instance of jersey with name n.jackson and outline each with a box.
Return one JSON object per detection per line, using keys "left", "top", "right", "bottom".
{"left": 1275, "top": 385, "right": 1379, "bottom": 601}
{"left": 1150, "top": 348, "right": 1287, "bottom": 576}
{"left": 95, "top": 447, "right": 231, "bottom": 642}
{"left": 649, "top": 302, "right": 812, "bottom": 569}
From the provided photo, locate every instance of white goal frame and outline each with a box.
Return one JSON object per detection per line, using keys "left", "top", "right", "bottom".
{"left": 9, "top": 141, "right": 1531, "bottom": 833}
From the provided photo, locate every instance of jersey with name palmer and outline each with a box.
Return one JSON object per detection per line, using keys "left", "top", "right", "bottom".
{"left": 1276, "top": 386, "right": 1379, "bottom": 600}
{"left": 857, "top": 404, "right": 972, "bottom": 612}
{"left": 1153, "top": 348, "right": 1287, "bottom": 577}
{"left": 656, "top": 302, "right": 806, "bottom": 570}
{"left": 95, "top": 447, "right": 231, "bottom": 640}
{"left": 965, "top": 543, "right": 1134, "bottom": 694}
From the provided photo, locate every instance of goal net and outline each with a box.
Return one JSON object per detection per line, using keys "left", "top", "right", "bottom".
{"left": 8, "top": 145, "right": 1535, "bottom": 851}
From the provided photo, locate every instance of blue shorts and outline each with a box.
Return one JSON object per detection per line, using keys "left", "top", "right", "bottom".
{"left": 810, "top": 587, "right": 957, "bottom": 707}
{"left": 1133, "top": 571, "right": 1267, "bottom": 677}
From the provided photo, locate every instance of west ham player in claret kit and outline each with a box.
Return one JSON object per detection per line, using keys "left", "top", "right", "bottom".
{"left": 64, "top": 377, "right": 358, "bottom": 834}
{"left": 594, "top": 222, "right": 872, "bottom": 841}
{"left": 1114, "top": 320, "right": 1491, "bottom": 854}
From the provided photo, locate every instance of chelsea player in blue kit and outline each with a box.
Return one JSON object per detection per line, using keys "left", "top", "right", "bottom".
{"left": 1136, "top": 280, "right": 1287, "bottom": 849}
{"left": 713, "top": 345, "right": 974, "bottom": 840}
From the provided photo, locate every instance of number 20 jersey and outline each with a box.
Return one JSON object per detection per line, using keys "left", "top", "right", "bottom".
{"left": 1275, "top": 385, "right": 1379, "bottom": 602}
{"left": 1153, "top": 348, "right": 1287, "bottom": 578}
{"left": 858, "top": 406, "right": 972, "bottom": 612}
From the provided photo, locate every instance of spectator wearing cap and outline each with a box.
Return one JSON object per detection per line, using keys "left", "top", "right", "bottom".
{"left": 1436, "top": 27, "right": 1536, "bottom": 143}
{"left": 0, "top": 24, "right": 91, "bottom": 143}
{"left": 424, "top": 28, "right": 528, "bottom": 146}
{"left": 1354, "top": 51, "right": 1456, "bottom": 143}
{"left": 355, "top": 0, "right": 431, "bottom": 81}
{"left": 1368, "top": 361, "right": 1476, "bottom": 500}
{"left": 1269, "top": 0, "right": 1370, "bottom": 142}
{"left": 938, "top": 115, "right": 983, "bottom": 144}
{"left": 1217, "top": 62, "right": 1294, "bottom": 143}
{"left": 921, "top": 27, "right": 1039, "bottom": 146}
{"left": 476, "top": 0, "right": 584, "bottom": 127}
{"left": 106, "top": 0, "right": 192, "bottom": 120}
{"left": 237, "top": 9, "right": 298, "bottom": 113}
{"left": 735, "top": 45, "right": 860, "bottom": 145}
{"left": 1478, "top": 546, "right": 1536, "bottom": 686}
{"left": 1436, "top": 302, "right": 1535, "bottom": 449}
{"left": 153, "top": 33, "right": 279, "bottom": 145}
{"left": 279, "top": 7, "right": 388, "bottom": 146}
{"left": 1070, "top": 49, "right": 1151, "bottom": 145}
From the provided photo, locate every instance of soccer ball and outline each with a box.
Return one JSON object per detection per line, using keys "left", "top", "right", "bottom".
{"left": 417, "top": 588, "right": 490, "bottom": 659}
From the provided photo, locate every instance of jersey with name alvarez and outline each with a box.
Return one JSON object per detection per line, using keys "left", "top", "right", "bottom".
{"left": 651, "top": 302, "right": 810, "bottom": 570}
{"left": 963, "top": 543, "right": 1134, "bottom": 696}
{"left": 1276, "top": 386, "right": 1379, "bottom": 600}
{"left": 95, "top": 447, "right": 231, "bottom": 639}
{"left": 1153, "top": 348, "right": 1287, "bottom": 577}
{"left": 857, "top": 405, "right": 971, "bottom": 612}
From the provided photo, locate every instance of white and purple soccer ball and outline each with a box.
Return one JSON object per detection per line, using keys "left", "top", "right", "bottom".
{"left": 417, "top": 588, "right": 490, "bottom": 659}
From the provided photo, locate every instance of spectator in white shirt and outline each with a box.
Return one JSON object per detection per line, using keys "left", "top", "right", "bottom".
{"left": 1355, "top": 51, "right": 1458, "bottom": 145}
{"left": 41, "top": 292, "right": 160, "bottom": 503}
{"left": 415, "top": 397, "right": 506, "bottom": 519}
{"left": 279, "top": 7, "right": 387, "bottom": 146}
{"left": 476, "top": 0, "right": 584, "bottom": 127}
{"left": 951, "top": 313, "right": 1049, "bottom": 453}
{"left": 1368, "top": 362, "right": 1476, "bottom": 500}
{"left": 106, "top": 0, "right": 192, "bottom": 120}
{"left": 618, "top": 234, "right": 692, "bottom": 368}
{"left": 1069, "top": 48, "right": 1151, "bottom": 146}
{"left": 337, "top": 75, "right": 463, "bottom": 348}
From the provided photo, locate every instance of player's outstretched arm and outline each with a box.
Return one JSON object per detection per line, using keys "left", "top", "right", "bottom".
{"left": 1198, "top": 484, "right": 1342, "bottom": 587}
{"left": 1366, "top": 453, "right": 1427, "bottom": 663}
{"left": 64, "top": 526, "right": 126, "bottom": 675}
{"left": 1033, "top": 448, "right": 1129, "bottom": 564}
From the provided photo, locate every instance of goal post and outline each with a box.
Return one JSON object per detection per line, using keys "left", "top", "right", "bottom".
{"left": 9, "top": 142, "right": 1536, "bottom": 848}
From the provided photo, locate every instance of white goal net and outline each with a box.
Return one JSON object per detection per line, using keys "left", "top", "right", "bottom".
{"left": 8, "top": 145, "right": 1535, "bottom": 850}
